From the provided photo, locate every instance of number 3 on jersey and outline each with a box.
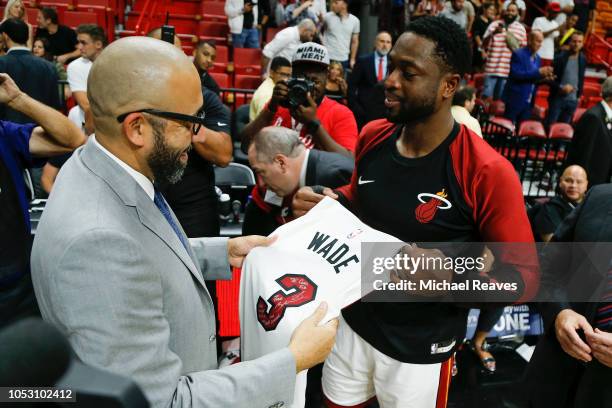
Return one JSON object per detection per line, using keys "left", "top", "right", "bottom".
{"left": 257, "top": 274, "right": 318, "bottom": 331}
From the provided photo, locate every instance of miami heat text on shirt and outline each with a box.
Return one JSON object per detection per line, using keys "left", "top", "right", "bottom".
{"left": 371, "top": 253, "right": 487, "bottom": 275}
{"left": 372, "top": 279, "right": 519, "bottom": 292}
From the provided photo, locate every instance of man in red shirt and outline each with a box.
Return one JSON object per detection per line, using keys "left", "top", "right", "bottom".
{"left": 240, "top": 42, "right": 358, "bottom": 158}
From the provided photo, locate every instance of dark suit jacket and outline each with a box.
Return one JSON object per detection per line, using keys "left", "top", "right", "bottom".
{"left": 527, "top": 184, "right": 612, "bottom": 408}
{"left": 548, "top": 51, "right": 587, "bottom": 101}
{"left": 566, "top": 102, "right": 612, "bottom": 186}
{"left": 348, "top": 53, "right": 388, "bottom": 129}
{"left": 0, "top": 50, "right": 60, "bottom": 124}
{"left": 502, "top": 47, "right": 541, "bottom": 109}
{"left": 242, "top": 149, "right": 354, "bottom": 236}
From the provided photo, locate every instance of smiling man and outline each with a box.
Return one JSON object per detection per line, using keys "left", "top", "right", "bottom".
{"left": 292, "top": 16, "right": 538, "bottom": 408}
{"left": 31, "top": 36, "right": 338, "bottom": 408}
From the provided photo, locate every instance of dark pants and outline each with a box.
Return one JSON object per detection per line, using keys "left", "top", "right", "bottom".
{"left": 504, "top": 101, "right": 532, "bottom": 124}
{"left": 547, "top": 97, "right": 578, "bottom": 126}
{"left": 475, "top": 307, "right": 505, "bottom": 333}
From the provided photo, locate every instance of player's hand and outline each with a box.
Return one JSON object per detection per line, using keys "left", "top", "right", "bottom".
{"left": 389, "top": 244, "right": 453, "bottom": 297}
{"left": 554, "top": 309, "right": 593, "bottom": 362}
{"left": 494, "top": 24, "right": 505, "bottom": 34}
{"left": 292, "top": 186, "right": 338, "bottom": 218}
{"left": 289, "top": 302, "right": 338, "bottom": 373}
{"left": 56, "top": 54, "right": 70, "bottom": 65}
{"left": 292, "top": 92, "right": 318, "bottom": 124}
{"left": 586, "top": 328, "right": 612, "bottom": 368}
{"left": 269, "top": 80, "right": 289, "bottom": 112}
{"left": 227, "top": 235, "right": 277, "bottom": 268}
{"left": 0, "top": 73, "right": 22, "bottom": 106}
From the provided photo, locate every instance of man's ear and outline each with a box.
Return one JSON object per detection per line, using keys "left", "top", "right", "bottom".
{"left": 274, "top": 154, "right": 288, "bottom": 171}
{"left": 442, "top": 73, "right": 461, "bottom": 100}
{"left": 122, "top": 113, "right": 147, "bottom": 148}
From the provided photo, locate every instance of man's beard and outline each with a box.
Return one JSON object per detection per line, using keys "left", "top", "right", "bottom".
{"left": 503, "top": 15, "right": 516, "bottom": 24}
{"left": 386, "top": 93, "right": 437, "bottom": 124}
{"left": 147, "top": 124, "right": 190, "bottom": 185}
{"left": 377, "top": 48, "right": 390, "bottom": 56}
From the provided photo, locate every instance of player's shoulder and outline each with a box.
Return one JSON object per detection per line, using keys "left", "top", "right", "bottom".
{"left": 355, "top": 119, "right": 398, "bottom": 157}
{"left": 451, "top": 124, "right": 516, "bottom": 177}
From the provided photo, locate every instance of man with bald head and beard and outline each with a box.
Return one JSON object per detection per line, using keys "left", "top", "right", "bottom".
{"left": 30, "top": 37, "right": 338, "bottom": 408}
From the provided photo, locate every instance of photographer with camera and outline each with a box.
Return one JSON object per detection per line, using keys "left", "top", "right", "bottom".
{"left": 241, "top": 42, "right": 358, "bottom": 158}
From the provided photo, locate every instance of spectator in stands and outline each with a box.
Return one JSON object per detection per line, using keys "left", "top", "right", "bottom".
{"left": 547, "top": 31, "right": 586, "bottom": 126}
{"left": 225, "top": 0, "right": 260, "bottom": 48}
{"left": 527, "top": 183, "right": 612, "bottom": 408}
{"left": 532, "top": 3, "right": 561, "bottom": 65}
{"left": 284, "top": 0, "right": 318, "bottom": 26}
{"left": 2, "top": 0, "right": 33, "bottom": 49}
{"left": 30, "top": 37, "right": 336, "bottom": 408}
{"left": 40, "top": 152, "right": 73, "bottom": 194}
{"left": 0, "top": 19, "right": 60, "bottom": 124}
{"left": 261, "top": 19, "right": 316, "bottom": 75}
{"left": 566, "top": 76, "right": 612, "bottom": 186}
{"left": 242, "top": 42, "right": 358, "bottom": 157}
{"left": 250, "top": 56, "right": 292, "bottom": 121}
{"left": 348, "top": 30, "right": 392, "bottom": 129}
{"left": 472, "top": 2, "right": 496, "bottom": 71}
{"left": 243, "top": 126, "right": 353, "bottom": 235}
{"left": 452, "top": 86, "right": 483, "bottom": 137}
{"left": 35, "top": 7, "right": 79, "bottom": 64}
{"left": 481, "top": 3, "right": 527, "bottom": 100}
{"left": 193, "top": 40, "right": 221, "bottom": 96}
{"left": 502, "top": 30, "right": 554, "bottom": 123}
{"left": 32, "top": 37, "right": 70, "bottom": 102}
{"left": 572, "top": 0, "right": 596, "bottom": 33}
{"left": 322, "top": 0, "right": 360, "bottom": 69}
{"left": 324, "top": 61, "right": 347, "bottom": 99}
{"left": 412, "top": 0, "right": 445, "bottom": 18}
{"left": 0, "top": 73, "right": 84, "bottom": 328}
{"left": 532, "top": 164, "right": 587, "bottom": 242}
{"left": 552, "top": 0, "right": 576, "bottom": 25}
{"left": 67, "top": 24, "right": 107, "bottom": 136}
{"left": 557, "top": 13, "right": 579, "bottom": 50}
{"left": 502, "top": 0, "right": 526, "bottom": 21}
{"left": 439, "top": 0, "right": 473, "bottom": 32}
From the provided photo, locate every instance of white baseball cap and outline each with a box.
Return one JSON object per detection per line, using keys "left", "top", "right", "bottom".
{"left": 292, "top": 42, "right": 330, "bottom": 66}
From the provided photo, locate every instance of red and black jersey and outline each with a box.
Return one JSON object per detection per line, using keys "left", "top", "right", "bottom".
{"left": 337, "top": 119, "right": 539, "bottom": 364}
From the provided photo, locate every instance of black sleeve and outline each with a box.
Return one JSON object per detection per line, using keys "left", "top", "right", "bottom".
{"left": 242, "top": 200, "right": 279, "bottom": 236}
{"left": 48, "top": 66, "right": 61, "bottom": 110}
{"left": 48, "top": 152, "right": 72, "bottom": 168}
{"left": 68, "top": 27, "right": 78, "bottom": 47}
{"left": 533, "top": 201, "right": 563, "bottom": 236}
{"left": 202, "top": 87, "right": 230, "bottom": 133}
{"left": 347, "top": 60, "right": 366, "bottom": 120}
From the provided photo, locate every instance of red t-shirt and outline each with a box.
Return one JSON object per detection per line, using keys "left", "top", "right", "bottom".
{"left": 270, "top": 96, "right": 358, "bottom": 152}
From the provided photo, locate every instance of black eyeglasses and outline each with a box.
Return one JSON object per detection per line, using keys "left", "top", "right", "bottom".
{"left": 116, "top": 107, "right": 206, "bottom": 134}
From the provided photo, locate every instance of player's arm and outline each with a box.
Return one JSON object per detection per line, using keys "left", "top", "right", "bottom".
{"left": 192, "top": 89, "right": 233, "bottom": 166}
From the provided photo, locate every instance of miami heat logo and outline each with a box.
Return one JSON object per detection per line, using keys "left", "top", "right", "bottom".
{"left": 415, "top": 189, "right": 452, "bottom": 224}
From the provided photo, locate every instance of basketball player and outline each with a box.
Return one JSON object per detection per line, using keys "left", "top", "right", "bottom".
{"left": 292, "top": 16, "right": 539, "bottom": 408}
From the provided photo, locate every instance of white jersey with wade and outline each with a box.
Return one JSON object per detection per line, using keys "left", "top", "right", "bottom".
{"left": 239, "top": 197, "right": 400, "bottom": 408}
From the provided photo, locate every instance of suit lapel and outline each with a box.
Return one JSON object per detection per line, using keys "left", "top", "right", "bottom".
{"left": 369, "top": 53, "right": 377, "bottom": 84}
{"left": 80, "top": 139, "right": 206, "bottom": 289}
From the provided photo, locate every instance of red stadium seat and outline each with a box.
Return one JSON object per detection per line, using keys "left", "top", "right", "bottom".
{"left": 518, "top": 120, "right": 546, "bottom": 138}
{"left": 490, "top": 116, "right": 515, "bottom": 132}
{"left": 210, "top": 72, "right": 231, "bottom": 88}
{"left": 167, "top": 15, "right": 199, "bottom": 35}
{"left": 214, "top": 44, "right": 228, "bottom": 63}
{"left": 234, "top": 75, "right": 262, "bottom": 90}
{"left": 548, "top": 123, "right": 574, "bottom": 139}
{"left": 582, "top": 82, "right": 602, "bottom": 98}
{"left": 201, "top": 1, "right": 226, "bottom": 20}
{"left": 472, "top": 72, "right": 485, "bottom": 92}
{"left": 26, "top": 8, "right": 40, "bottom": 25}
{"left": 234, "top": 48, "right": 262, "bottom": 67}
{"left": 76, "top": 0, "right": 113, "bottom": 7}
{"left": 265, "top": 26, "right": 283, "bottom": 43}
{"left": 572, "top": 107, "right": 586, "bottom": 124}
{"left": 210, "top": 63, "right": 228, "bottom": 73}
{"left": 487, "top": 99, "right": 505, "bottom": 116}
{"left": 62, "top": 10, "right": 101, "bottom": 28}
{"left": 197, "top": 21, "right": 228, "bottom": 44}
{"left": 234, "top": 65, "right": 261, "bottom": 75}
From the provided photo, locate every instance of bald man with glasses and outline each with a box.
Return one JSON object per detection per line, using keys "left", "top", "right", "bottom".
{"left": 31, "top": 37, "right": 338, "bottom": 408}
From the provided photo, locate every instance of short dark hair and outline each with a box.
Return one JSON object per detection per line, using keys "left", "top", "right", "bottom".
{"left": 481, "top": 2, "right": 495, "bottom": 12}
{"left": 40, "top": 7, "right": 58, "bottom": 24}
{"left": 571, "top": 30, "right": 584, "bottom": 38}
{"left": 405, "top": 16, "right": 471, "bottom": 77}
{"left": 270, "top": 56, "right": 291, "bottom": 72}
{"left": 452, "top": 86, "right": 475, "bottom": 106}
{"left": 0, "top": 18, "right": 28, "bottom": 45}
{"left": 76, "top": 24, "right": 108, "bottom": 47}
{"left": 196, "top": 39, "right": 216, "bottom": 49}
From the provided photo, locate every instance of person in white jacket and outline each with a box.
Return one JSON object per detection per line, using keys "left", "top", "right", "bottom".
{"left": 225, "top": 0, "right": 260, "bottom": 48}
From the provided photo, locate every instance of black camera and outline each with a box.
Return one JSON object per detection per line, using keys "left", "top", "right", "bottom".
{"left": 282, "top": 78, "right": 315, "bottom": 109}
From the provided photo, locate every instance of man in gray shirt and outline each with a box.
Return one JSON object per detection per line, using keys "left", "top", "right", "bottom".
{"left": 439, "top": 0, "right": 469, "bottom": 31}
{"left": 547, "top": 31, "right": 586, "bottom": 125}
{"left": 322, "top": 0, "right": 360, "bottom": 69}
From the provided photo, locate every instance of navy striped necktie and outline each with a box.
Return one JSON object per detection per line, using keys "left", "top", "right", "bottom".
{"left": 595, "top": 265, "right": 612, "bottom": 331}
{"left": 153, "top": 189, "right": 191, "bottom": 254}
